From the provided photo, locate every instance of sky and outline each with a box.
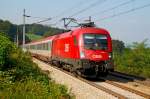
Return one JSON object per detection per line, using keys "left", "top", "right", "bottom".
{"left": 0, "top": 0, "right": 150, "bottom": 45}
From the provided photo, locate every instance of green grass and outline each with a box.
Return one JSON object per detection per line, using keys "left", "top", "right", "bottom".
{"left": 0, "top": 52, "right": 73, "bottom": 99}
{"left": 0, "top": 77, "right": 72, "bottom": 99}
{"left": 0, "top": 33, "right": 74, "bottom": 99}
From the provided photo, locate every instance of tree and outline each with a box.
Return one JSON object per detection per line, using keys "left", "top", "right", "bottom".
{"left": 0, "top": 19, "right": 65, "bottom": 42}
{"left": 115, "top": 39, "right": 150, "bottom": 78}
{"left": 0, "top": 19, "right": 17, "bottom": 41}
{"left": 112, "top": 40, "right": 125, "bottom": 55}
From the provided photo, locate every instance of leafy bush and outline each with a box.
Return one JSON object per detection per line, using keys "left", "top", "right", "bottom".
{"left": 0, "top": 77, "right": 72, "bottom": 99}
{"left": 114, "top": 40, "right": 150, "bottom": 78}
{"left": 0, "top": 33, "right": 15, "bottom": 68}
{"left": 0, "top": 33, "right": 73, "bottom": 99}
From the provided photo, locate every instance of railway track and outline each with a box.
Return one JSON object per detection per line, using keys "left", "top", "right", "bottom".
{"left": 109, "top": 71, "right": 150, "bottom": 87}
{"left": 34, "top": 57, "right": 150, "bottom": 99}
{"left": 94, "top": 79, "right": 150, "bottom": 99}
{"left": 40, "top": 60, "right": 126, "bottom": 99}
{"left": 110, "top": 71, "right": 145, "bottom": 80}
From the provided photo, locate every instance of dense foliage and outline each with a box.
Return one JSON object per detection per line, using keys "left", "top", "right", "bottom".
{"left": 112, "top": 40, "right": 125, "bottom": 55}
{"left": 0, "top": 20, "right": 17, "bottom": 41}
{"left": 0, "top": 33, "right": 73, "bottom": 98}
{"left": 25, "top": 24, "right": 64, "bottom": 36}
{"left": 1, "top": 18, "right": 149, "bottom": 78}
{"left": 26, "top": 33, "right": 42, "bottom": 41}
{"left": 114, "top": 40, "right": 150, "bottom": 78}
{"left": 0, "top": 19, "right": 64, "bottom": 43}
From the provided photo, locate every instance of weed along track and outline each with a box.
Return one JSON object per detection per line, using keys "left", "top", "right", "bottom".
{"left": 33, "top": 57, "right": 150, "bottom": 99}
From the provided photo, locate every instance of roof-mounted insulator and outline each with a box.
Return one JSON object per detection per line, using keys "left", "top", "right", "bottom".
{"left": 79, "top": 22, "right": 95, "bottom": 27}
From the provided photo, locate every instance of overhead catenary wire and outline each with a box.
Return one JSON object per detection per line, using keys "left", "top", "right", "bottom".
{"left": 52, "top": 0, "right": 107, "bottom": 27}
{"left": 24, "top": 1, "right": 150, "bottom": 30}
{"left": 22, "top": 1, "right": 90, "bottom": 27}
{"left": 69, "top": 0, "right": 107, "bottom": 18}
{"left": 79, "top": 0, "right": 135, "bottom": 20}
{"left": 32, "top": 18, "right": 52, "bottom": 24}
{"left": 95, "top": 3, "right": 150, "bottom": 22}
{"left": 50, "top": 0, "right": 92, "bottom": 25}
{"left": 27, "top": 16, "right": 50, "bottom": 19}
{"left": 23, "top": 14, "right": 52, "bottom": 24}
{"left": 52, "top": 0, "right": 91, "bottom": 19}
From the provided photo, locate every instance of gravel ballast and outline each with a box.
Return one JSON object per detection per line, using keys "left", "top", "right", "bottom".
{"left": 33, "top": 58, "right": 117, "bottom": 99}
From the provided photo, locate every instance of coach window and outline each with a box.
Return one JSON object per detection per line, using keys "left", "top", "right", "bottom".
{"left": 44, "top": 43, "right": 46, "bottom": 50}
{"left": 45, "top": 43, "right": 47, "bottom": 50}
{"left": 45, "top": 43, "right": 48, "bottom": 50}
{"left": 43, "top": 43, "right": 44, "bottom": 50}
{"left": 42, "top": 43, "right": 44, "bottom": 50}
{"left": 43, "top": 43, "right": 45, "bottom": 50}
{"left": 36, "top": 44, "right": 38, "bottom": 50}
{"left": 39, "top": 44, "right": 40, "bottom": 50}
{"left": 44, "top": 43, "right": 45, "bottom": 50}
{"left": 39, "top": 44, "right": 41, "bottom": 50}
{"left": 40, "top": 44, "right": 42, "bottom": 50}
{"left": 31, "top": 45, "right": 33, "bottom": 49}
{"left": 42, "top": 43, "right": 43, "bottom": 50}
{"left": 33, "top": 45, "right": 34, "bottom": 49}
{"left": 33, "top": 45, "right": 35, "bottom": 49}
{"left": 35, "top": 45, "right": 37, "bottom": 50}
{"left": 37, "top": 44, "right": 39, "bottom": 50}
{"left": 32, "top": 45, "right": 34, "bottom": 49}
{"left": 48, "top": 42, "right": 50, "bottom": 50}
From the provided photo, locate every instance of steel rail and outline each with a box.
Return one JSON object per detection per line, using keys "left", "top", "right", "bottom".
{"left": 105, "top": 80, "right": 150, "bottom": 99}
{"left": 109, "top": 71, "right": 150, "bottom": 87}
{"left": 34, "top": 57, "right": 126, "bottom": 99}
{"left": 34, "top": 57, "right": 150, "bottom": 99}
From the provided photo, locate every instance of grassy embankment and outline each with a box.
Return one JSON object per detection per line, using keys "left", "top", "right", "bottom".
{"left": 0, "top": 33, "right": 74, "bottom": 99}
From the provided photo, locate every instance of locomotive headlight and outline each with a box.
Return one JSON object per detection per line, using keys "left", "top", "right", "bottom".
{"left": 80, "top": 51, "right": 85, "bottom": 58}
{"left": 109, "top": 53, "right": 112, "bottom": 59}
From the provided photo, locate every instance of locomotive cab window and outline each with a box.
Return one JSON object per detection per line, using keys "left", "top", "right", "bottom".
{"left": 83, "top": 34, "right": 108, "bottom": 50}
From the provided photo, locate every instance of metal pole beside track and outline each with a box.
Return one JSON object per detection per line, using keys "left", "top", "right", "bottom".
{"left": 23, "top": 9, "right": 25, "bottom": 49}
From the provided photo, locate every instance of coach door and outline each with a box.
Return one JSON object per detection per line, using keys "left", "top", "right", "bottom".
{"left": 48, "top": 40, "right": 52, "bottom": 58}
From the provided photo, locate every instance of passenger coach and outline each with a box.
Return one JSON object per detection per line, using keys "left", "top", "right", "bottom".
{"left": 25, "top": 26, "right": 114, "bottom": 77}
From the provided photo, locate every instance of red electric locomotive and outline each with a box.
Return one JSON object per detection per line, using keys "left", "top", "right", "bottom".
{"left": 25, "top": 25, "right": 114, "bottom": 77}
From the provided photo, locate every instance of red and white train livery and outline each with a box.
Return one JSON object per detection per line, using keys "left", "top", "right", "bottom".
{"left": 25, "top": 27, "right": 114, "bottom": 77}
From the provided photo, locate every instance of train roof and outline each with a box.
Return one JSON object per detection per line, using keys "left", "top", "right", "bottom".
{"left": 26, "top": 35, "right": 57, "bottom": 45}
{"left": 26, "top": 27, "right": 109, "bottom": 45}
{"left": 72, "top": 27, "right": 109, "bottom": 34}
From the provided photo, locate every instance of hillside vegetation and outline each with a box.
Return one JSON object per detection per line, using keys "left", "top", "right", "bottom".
{"left": 0, "top": 19, "right": 64, "bottom": 43}
{"left": 1, "top": 19, "right": 149, "bottom": 78}
{"left": 0, "top": 33, "right": 73, "bottom": 98}
{"left": 114, "top": 40, "right": 150, "bottom": 78}
{"left": 26, "top": 33, "right": 42, "bottom": 41}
